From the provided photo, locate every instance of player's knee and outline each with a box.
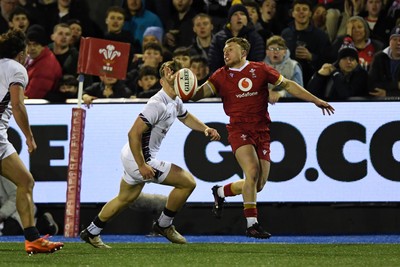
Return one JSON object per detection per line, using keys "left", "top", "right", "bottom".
{"left": 183, "top": 174, "right": 196, "bottom": 192}
{"left": 187, "top": 177, "right": 196, "bottom": 191}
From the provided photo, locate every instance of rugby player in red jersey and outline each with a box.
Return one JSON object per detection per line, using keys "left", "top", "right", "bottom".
{"left": 192, "top": 37, "right": 335, "bottom": 238}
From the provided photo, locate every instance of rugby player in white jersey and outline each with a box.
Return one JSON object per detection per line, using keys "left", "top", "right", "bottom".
{"left": 0, "top": 29, "right": 64, "bottom": 254}
{"left": 80, "top": 61, "right": 220, "bottom": 247}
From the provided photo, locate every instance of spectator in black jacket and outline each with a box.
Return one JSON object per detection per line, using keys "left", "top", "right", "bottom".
{"left": 208, "top": 4, "right": 265, "bottom": 73}
{"left": 189, "top": 13, "right": 214, "bottom": 62}
{"left": 368, "top": 25, "right": 400, "bottom": 98}
{"left": 307, "top": 37, "right": 369, "bottom": 100}
{"left": 281, "top": 0, "right": 331, "bottom": 85}
{"left": 82, "top": 75, "right": 132, "bottom": 107}
{"left": 134, "top": 65, "right": 161, "bottom": 98}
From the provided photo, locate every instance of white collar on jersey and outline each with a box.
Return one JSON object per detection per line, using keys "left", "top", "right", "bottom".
{"left": 228, "top": 60, "right": 249, "bottom": 72}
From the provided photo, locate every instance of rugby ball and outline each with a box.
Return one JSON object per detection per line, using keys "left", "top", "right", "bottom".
{"left": 174, "top": 68, "right": 197, "bottom": 101}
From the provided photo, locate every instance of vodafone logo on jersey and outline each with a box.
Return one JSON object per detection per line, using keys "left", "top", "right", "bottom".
{"left": 236, "top": 78, "right": 258, "bottom": 98}
{"left": 238, "top": 78, "right": 253, "bottom": 92}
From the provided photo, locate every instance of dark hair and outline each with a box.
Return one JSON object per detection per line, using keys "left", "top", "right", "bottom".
{"left": 139, "top": 66, "right": 158, "bottom": 79}
{"left": 106, "top": 6, "right": 127, "bottom": 18}
{"left": 0, "top": 30, "right": 27, "bottom": 59}
{"left": 242, "top": 0, "right": 260, "bottom": 10}
{"left": 292, "top": 0, "right": 312, "bottom": 10}
{"left": 59, "top": 74, "right": 78, "bottom": 86}
{"left": 173, "top": 46, "right": 191, "bottom": 58}
{"left": 8, "top": 6, "right": 30, "bottom": 22}
{"left": 143, "top": 42, "right": 163, "bottom": 54}
{"left": 190, "top": 55, "right": 208, "bottom": 66}
{"left": 67, "top": 19, "right": 82, "bottom": 27}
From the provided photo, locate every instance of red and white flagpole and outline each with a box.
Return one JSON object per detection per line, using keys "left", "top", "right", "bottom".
{"left": 64, "top": 74, "right": 86, "bottom": 237}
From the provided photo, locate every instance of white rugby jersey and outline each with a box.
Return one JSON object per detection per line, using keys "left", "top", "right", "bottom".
{"left": 133, "top": 89, "right": 188, "bottom": 161}
{"left": 0, "top": 59, "right": 28, "bottom": 133}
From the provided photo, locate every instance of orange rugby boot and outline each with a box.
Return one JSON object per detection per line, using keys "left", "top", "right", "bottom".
{"left": 25, "top": 235, "right": 64, "bottom": 255}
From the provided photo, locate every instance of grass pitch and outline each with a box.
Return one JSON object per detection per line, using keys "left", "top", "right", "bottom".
{"left": 1, "top": 242, "right": 400, "bottom": 267}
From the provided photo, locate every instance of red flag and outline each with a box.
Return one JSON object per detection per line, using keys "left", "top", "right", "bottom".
{"left": 78, "top": 37, "right": 130, "bottom": 79}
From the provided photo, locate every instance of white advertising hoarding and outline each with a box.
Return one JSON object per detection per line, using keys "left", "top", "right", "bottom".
{"left": 8, "top": 102, "right": 400, "bottom": 203}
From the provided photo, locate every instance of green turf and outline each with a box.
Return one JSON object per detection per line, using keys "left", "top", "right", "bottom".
{"left": 1, "top": 243, "right": 400, "bottom": 267}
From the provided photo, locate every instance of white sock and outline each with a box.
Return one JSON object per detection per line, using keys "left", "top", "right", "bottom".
{"left": 158, "top": 212, "right": 173, "bottom": 228}
{"left": 246, "top": 217, "right": 258, "bottom": 228}
{"left": 87, "top": 222, "right": 102, "bottom": 235}
{"left": 217, "top": 186, "right": 225, "bottom": 198}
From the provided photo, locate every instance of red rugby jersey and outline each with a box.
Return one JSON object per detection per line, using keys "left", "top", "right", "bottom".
{"left": 208, "top": 61, "right": 283, "bottom": 123}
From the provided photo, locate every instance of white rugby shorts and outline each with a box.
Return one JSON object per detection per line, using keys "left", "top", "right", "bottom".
{"left": 0, "top": 134, "right": 17, "bottom": 160}
{"left": 120, "top": 143, "right": 172, "bottom": 185}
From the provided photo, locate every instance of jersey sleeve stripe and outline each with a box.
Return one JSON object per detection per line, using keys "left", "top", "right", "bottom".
{"left": 139, "top": 113, "right": 152, "bottom": 128}
{"left": 177, "top": 110, "right": 188, "bottom": 119}
{"left": 274, "top": 75, "right": 284, "bottom": 87}
{"left": 206, "top": 82, "right": 216, "bottom": 96}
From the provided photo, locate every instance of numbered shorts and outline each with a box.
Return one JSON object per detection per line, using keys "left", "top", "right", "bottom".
{"left": 120, "top": 143, "right": 172, "bottom": 185}
{"left": 227, "top": 123, "right": 271, "bottom": 161}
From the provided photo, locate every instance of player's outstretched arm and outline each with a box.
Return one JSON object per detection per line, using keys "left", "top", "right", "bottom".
{"left": 191, "top": 81, "right": 215, "bottom": 101}
{"left": 281, "top": 78, "right": 335, "bottom": 115}
{"left": 180, "top": 113, "right": 220, "bottom": 141}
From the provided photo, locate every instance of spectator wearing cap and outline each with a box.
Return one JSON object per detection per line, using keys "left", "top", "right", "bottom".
{"left": 368, "top": 25, "right": 400, "bottom": 98}
{"left": 25, "top": 24, "right": 63, "bottom": 100}
{"left": 281, "top": 0, "right": 331, "bottom": 86}
{"left": 143, "top": 26, "right": 163, "bottom": 46}
{"left": 208, "top": 3, "right": 265, "bottom": 73}
{"left": 307, "top": 36, "right": 369, "bottom": 100}
{"left": 141, "top": 26, "right": 171, "bottom": 62}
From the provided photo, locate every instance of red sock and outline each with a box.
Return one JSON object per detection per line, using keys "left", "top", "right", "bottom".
{"left": 243, "top": 202, "right": 257, "bottom": 218}
{"left": 243, "top": 208, "right": 258, "bottom": 217}
{"left": 223, "top": 183, "right": 236, "bottom": 197}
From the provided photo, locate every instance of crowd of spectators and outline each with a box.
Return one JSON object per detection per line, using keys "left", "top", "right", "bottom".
{"left": 0, "top": 0, "right": 399, "bottom": 102}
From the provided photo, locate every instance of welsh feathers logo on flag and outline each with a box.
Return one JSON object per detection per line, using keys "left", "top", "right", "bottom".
{"left": 78, "top": 37, "right": 130, "bottom": 79}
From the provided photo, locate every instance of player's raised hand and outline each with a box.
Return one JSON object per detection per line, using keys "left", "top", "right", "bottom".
{"left": 314, "top": 99, "right": 335, "bottom": 115}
